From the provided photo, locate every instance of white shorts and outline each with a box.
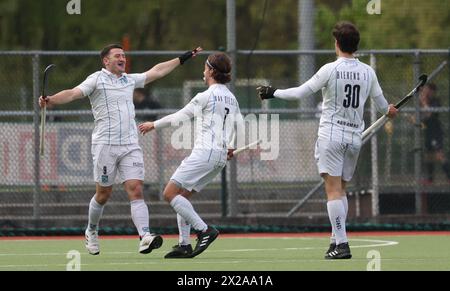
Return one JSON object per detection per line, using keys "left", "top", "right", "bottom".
{"left": 314, "top": 138, "right": 361, "bottom": 182}
{"left": 92, "top": 144, "right": 145, "bottom": 187}
{"left": 170, "top": 148, "right": 227, "bottom": 192}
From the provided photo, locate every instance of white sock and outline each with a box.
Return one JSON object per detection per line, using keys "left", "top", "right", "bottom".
{"left": 177, "top": 214, "right": 191, "bottom": 245}
{"left": 130, "top": 199, "right": 150, "bottom": 237}
{"left": 330, "top": 233, "right": 336, "bottom": 244}
{"left": 170, "top": 195, "right": 207, "bottom": 232}
{"left": 330, "top": 196, "right": 349, "bottom": 244}
{"left": 88, "top": 195, "right": 104, "bottom": 231}
{"left": 327, "top": 200, "right": 348, "bottom": 245}
{"left": 341, "top": 195, "right": 348, "bottom": 217}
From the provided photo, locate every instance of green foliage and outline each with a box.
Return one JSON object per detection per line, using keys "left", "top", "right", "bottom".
{"left": 326, "top": 0, "right": 450, "bottom": 49}
{"left": 0, "top": 0, "right": 448, "bottom": 110}
{"left": 0, "top": 0, "right": 448, "bottom": 51}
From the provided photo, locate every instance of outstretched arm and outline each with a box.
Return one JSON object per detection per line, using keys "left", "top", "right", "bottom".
{"left": 39, "top": 88, "right": 84, "bottom": 108}
{"left": 256, "top": 83, "right": 315, "bottom": 101}
{"left": 139, "top": 93, "right": 208, "bottom": 134}
{"left": 257, "top": 64, "right": 331, "bottom": 101}
{"left": 144, "top": 47, "right": 202, "bottom": 85}
{"left": 138, "top": 103, "right": 196, "bottom": 135}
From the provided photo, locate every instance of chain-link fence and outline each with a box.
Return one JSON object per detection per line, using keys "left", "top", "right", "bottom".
{"left": 0, "top": 50, "right": 449, "bottom": 231}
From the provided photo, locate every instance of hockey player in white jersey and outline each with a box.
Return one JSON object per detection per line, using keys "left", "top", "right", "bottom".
{"left": 139, "top": 52, "right": 245, "bottom": 258}
{"left": 39, "top": 44, "right": 202, "bottom": 255}
{"left": 257, "top": 22, "right": 398, "bottom": 259}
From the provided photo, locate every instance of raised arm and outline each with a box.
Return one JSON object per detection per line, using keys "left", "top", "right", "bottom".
{"left": 257, "top": 82, "right": 316, "bottom": 101}
{"left": 39, "top": 88, "right": 84, "bottom": 108}
{"left": 144, "top": 47, "right": 202, "bottom": 85}
{"left": 257, "top": 64, "right": 331, "bottom": 101}
{"left": 138, "top": 92, "right": 207, "bottom": 134}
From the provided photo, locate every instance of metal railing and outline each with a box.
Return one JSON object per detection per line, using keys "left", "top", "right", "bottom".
{"left": 0, "top": 49, "right": 449, "bottom": 228}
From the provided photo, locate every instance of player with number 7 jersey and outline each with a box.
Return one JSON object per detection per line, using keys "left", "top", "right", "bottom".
{"left": 139, "top": 52, "right": 245, "bottom": 258}
{"left": 257, "top": 21, "right": 398, "bottom": 260}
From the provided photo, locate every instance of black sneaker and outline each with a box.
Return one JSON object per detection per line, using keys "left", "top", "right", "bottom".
{"left": 325, "top": 242, "right": 352, "bottom": 259}
{"left": 325, "top": 243, "right": 336, "bottom": 254}
{"left": 189, "top": 226, "right": 219, "bottom": 258}
{"left": 164, "top": 244, "right": 193, "bottom": 259}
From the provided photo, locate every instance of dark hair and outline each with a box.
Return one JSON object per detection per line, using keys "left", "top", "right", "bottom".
{"left": 332, "top": 21, "right": 360, "bottom": 53}
{"left": 100, "top": 44, "right": 123, "bottom": 64}
{"left": 206, "top": 53, "right": 232, "bottom": 84}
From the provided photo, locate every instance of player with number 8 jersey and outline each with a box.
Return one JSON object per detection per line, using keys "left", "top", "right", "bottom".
{"left": 39, "top": 44, "right": 203, "bottom": 256}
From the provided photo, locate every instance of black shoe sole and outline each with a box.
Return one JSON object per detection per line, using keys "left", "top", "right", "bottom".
{"left": 164, "top": 253, "right": 194, "bottom": 259}
{"left": 189, "top": 231, "right": 219, "bottom": 258}
{"left": 140, "top": 235, "right": 163, "bottom": 254}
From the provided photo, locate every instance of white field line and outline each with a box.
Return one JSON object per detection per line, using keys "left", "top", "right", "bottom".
{"left": 0, "top": 238, "right": 399, "bottom": 269}
{"left": 0, "top": 238, "right": 397, "bottom": 257}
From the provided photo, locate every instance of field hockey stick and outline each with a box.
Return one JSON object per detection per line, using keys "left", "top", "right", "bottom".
{"left": 287, "top": 62, "right": 447, "bottom": 217}
{"left": 361, "top": 74, "right": 428, "bottom": 141}
{"left": 233, "top": 139, "right": 263, "bottom": 156}
{"left": 362, "top": 60, "right": 448, "bottom": 142}
{"left": 39, "top": 64, "right": 56, "bottom": 156}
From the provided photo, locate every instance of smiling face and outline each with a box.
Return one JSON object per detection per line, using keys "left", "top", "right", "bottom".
{"left": 103, "top": 48, "right": 126, "bottom": 75}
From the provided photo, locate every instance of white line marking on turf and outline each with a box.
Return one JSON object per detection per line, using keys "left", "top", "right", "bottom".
{"left": 0, "top": 238, "right": 397, "bottom": 260}
{"left": 0, "top": 238, "right": 398, "bottom": 256}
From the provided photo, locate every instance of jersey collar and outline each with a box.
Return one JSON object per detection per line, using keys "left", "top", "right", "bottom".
{"left": 209, "top": 83, "right": 226, "bottom": 89}
{"left": 102, "top": 68, "right": 126, "bottom": 79}
{"left": 338, "top": 56, "right": 358, "bottom": 61}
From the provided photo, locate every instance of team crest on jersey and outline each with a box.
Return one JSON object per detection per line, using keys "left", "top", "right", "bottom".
{"left": 101, "top": 175, "right": 109, "bottom": 183}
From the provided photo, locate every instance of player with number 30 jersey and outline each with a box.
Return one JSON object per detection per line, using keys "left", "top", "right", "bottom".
{"left": 257, "top": 21, "right": 398, "bottom": 260}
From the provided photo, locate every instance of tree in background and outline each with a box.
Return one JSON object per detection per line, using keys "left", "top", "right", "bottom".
{"left": 0, "top": 0, "right": 447, "bottom": 50}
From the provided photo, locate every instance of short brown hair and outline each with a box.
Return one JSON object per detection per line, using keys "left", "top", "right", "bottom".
{"left": 332, "top": 21, "right": 360, "bottom": 53}
{"left": 100, "top": 44, "right": 123, "bottom": 64}
{"left": 206, "top": 53, "right": 232, "bottom": 84}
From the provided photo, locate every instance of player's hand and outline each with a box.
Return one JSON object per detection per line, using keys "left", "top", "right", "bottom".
{"left": 256, "top": 86, "right": 276, "bottom": 100}
{"left": 386, "top": 104, "right": 398, "bottom": 119}
{"left": 227, "top": 149, "right": 235, "bottom": 160}
{"left": 39, "top": 96, "right": 49, "bottom": 108}
{"left": 192, "top": 47, "right": 202, "bottom": 57}
{"left": 179, "top": 47, "right": 203, "bottom": 65}
{"left": 138, "top": 122, "right": 155, "bottom": 135}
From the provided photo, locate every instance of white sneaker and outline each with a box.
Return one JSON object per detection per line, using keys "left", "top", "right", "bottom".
{"left": 139, "top": 233, "right": 163, "bottom": 254}
{"left": 85, "top": 229, "right": 100, "bottom": 255}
